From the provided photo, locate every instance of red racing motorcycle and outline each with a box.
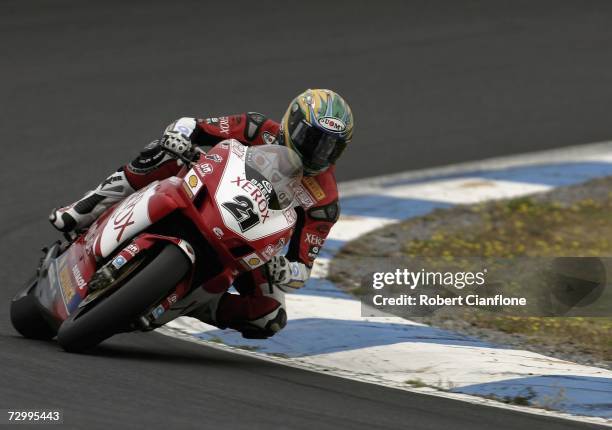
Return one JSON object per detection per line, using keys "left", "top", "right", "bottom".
{"left": 10, "top": 139, "right": 303, "bottom": 352}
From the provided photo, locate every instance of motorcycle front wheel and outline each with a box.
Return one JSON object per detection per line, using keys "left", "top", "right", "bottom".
{"left": 57, "top": 244, "right": 190, "bottom": 353}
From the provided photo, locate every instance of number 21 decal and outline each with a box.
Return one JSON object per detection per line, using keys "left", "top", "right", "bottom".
{"left": 221, "top": 196, "right": 260, "bottom": 232}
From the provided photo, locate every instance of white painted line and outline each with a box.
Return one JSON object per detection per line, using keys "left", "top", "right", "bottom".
{"left": 380, "top": 177, "right": 551, "bottom": 204}
{"left": 580, "top": 153, "right": 612, "bottom": 163}
{"left": 328, "top": 215, "right": 398, "bottom": 241}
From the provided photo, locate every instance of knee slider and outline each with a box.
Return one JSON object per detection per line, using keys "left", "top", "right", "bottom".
{"left": 239, "top": 308, "right": 287, "bottom": 339}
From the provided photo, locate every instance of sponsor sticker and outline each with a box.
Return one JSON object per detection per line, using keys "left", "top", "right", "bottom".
{"left": 72, "top": 265, "right": 87, "bottom": 290}
{"left": 172, "top": 117, "right": 196, "bottom": 137}
{"left": 213, "top": 227, "right": 224, "bottom": 239}
{"left": 59, "top": 264, "right": 76, "bottom": 303}
{"left": 112, "top": 255, "right": 127, "bottom": 270}
{"left": 291, "top": 264, "right": 299, "bottom": 276}
{"left": 283, "top": 208, "right": 297, "bottom": 224}
{"left": 261, "top": 244, "right": 276, "bottom": 260}
{"left": 305, "top": 233, "right": 325, "bottom": 246}
{"left": 302, "top": 177, "right": 326, "bottom": 201}
{"left": 152, "top": 305, "right": 165, "bottom": 318}
{"left": 167, "top": 293, "right": 178, "bottom": 305}
{"left": 205, "top": 153, "right": 223, "bottom": 163}
{"left": 262, "top": 131, "right": 277, "bottom": 145}
{"left": 183, "top": 168, "right": 204, "bottom": 198}
{"left": 231, "top": 141, "right": 246, "bottom": 159}
{"left": 308, "top": 245, "right": 321, "bottom": 260}
{"left": 248, "top": 257, "right": 260, "bottom": 266}
{"left": 177, "top": 239, "right": 196, "bottom": 263}
{"left": 242, "top": 252, "right": 264, "bottom": 269}
{"left": 125, "top": 243, "right": 139, "bottom": 257}
{"left": 317, "top": 116, "right": 346, "bottom": 133}
{"left": 292, "top": 183, "right": 315, "bottom": 208}
{"left": 197, "top": 163, "right": 213, "bottom": 176}
{"left": 112, "top": 189, "right": 147, "bottom": 242}
{"left": 219, "top": 116, "right": 230, "bottom": 134}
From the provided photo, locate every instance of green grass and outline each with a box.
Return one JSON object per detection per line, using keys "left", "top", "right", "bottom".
{"left": 399, "top": 194, "right": 612, "bottom": 361}
{"left": 405, "top": 378, "right": 428, "bottom": 388}
{"left": 207, "top": 336, "right": 225, "bottom": 344}
{"left": 403, "top": 196, "right": 612, "bottom": 259}
{"left": 237, "top": 345, "right": 261, "bottom": 351}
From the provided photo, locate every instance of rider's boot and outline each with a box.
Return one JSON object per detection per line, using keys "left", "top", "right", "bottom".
{"left": 49, "top": 169, "right": 134, "bottom": 233}
{"left": 188, "top": 274, "right": 287, "bottom": 339}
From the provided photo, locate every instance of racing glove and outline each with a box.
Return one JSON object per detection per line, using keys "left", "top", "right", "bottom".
{"left": 160, "top": 117, "right": 196, "bottom": 157}
{"left": 266, "top": 256, "right": 311, "bottom": 292}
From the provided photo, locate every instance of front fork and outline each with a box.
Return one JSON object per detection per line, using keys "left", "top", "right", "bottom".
{"left": 80, "top": 233, "right": 197, "bottom": 329}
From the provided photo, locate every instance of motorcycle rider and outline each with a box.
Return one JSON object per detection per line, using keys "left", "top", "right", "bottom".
{"left": 50, "top": 89, "right": 353, "bottom": 339}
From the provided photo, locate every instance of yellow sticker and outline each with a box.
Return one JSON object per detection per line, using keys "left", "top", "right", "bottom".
{"left": 59, "top": 265, "right": 75, "bottom": 303}
{"left": 302, "top": 177, "right": 325, "bottom": 201}
{"left": 248, "top": 257, "right": 261, "bottom": 266}
{"left": 188, "top": 175, "right": 199, "bottom": 188}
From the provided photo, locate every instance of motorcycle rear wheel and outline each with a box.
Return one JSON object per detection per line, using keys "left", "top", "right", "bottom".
{"left": 10, "top": 277, "right": 59, "bottom": 340}
{"left": 57, "top": 244, "right": 190, "bottom": 353}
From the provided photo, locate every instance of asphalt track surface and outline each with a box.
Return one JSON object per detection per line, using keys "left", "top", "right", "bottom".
{"left": 2, "top": 1, "right": 612, "bottom": 429}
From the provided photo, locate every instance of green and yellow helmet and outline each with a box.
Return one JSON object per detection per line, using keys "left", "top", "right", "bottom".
{"left": 280, "top": 89, "right": 353, "bottom": 175}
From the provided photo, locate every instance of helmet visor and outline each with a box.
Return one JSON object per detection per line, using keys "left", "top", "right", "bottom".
{"left": 287, "top": 110, "right": 347, "bottom": 172}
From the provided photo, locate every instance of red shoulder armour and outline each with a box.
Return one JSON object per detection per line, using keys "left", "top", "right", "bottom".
{"left": 196, "top": 113, "right": 279, "bottom": 147}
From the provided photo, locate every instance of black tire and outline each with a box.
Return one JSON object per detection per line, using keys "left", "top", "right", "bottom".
{"left": 57, "top": 244, "right": 190, "bottom": 353}
{"left": 10, "top": 279, "right": 58, "bottom": 340}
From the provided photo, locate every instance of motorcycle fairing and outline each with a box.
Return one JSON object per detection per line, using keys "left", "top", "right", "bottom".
{"left": 30, "top": 139, "right": 301, "bottom": 328}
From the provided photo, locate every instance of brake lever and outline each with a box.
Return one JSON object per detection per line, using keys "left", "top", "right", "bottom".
{"left": 176, "top": 147, "right": 202, "bottom": 167}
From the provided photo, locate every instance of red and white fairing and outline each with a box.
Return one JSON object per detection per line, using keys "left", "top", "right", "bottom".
{"left": 95, "top": 184, "right": 160, "bottom": 257}
{"left": 44, "top": 139, "right": 300, "bottom": 323}
{"left": 216, "top": 142, "right": 295, "bottom": 243}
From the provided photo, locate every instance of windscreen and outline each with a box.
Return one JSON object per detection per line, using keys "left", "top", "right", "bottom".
{"left": 244, "top": 145, "right": 303, "bottom": 210}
